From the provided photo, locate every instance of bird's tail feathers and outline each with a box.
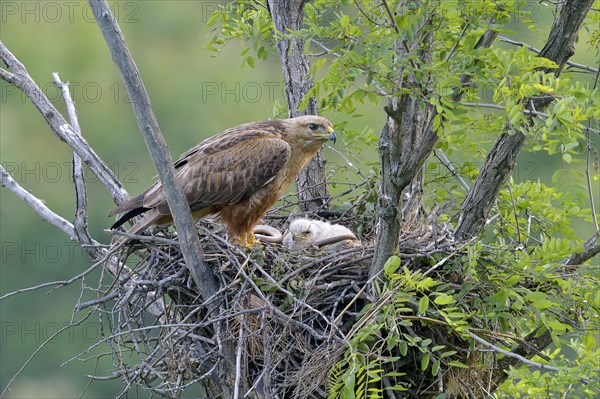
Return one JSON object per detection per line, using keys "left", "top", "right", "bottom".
{"left": 111, "top": 207, "right": 150, "bottom": 230}
{"left": 110, "top": 211, "right": 161, "bottom": 248}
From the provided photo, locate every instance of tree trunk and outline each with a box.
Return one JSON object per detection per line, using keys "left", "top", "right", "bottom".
{"left": 370, "top": 24, "right": 437, "bottom": 281}
{"left": 267, "top": 0, "right": 330, "bottom": 213}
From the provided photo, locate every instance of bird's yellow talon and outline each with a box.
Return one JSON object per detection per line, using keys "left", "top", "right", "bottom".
{"left": 244, "top": 232, "right": 262, "bottom": 248}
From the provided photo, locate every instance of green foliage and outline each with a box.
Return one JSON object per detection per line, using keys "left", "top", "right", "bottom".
{"left": 327, "top": 265, "right": 473, "bottom": 398}
{"left": 204, "top": 2, "right": 274, "bottom": 70}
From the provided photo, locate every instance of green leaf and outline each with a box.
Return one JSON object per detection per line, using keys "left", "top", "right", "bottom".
{"left": 398, "top": 341, "right": 408, "bottom": 356}
{"left": 431, "top": 360, "right": 441, "bottom": 376}
{"left": 489, "top": 288, "right": 508, "bottom": 306}
{"left": 384, "top": 255, "right": 401, "bottom": 276}
{"left": 440, "top": 350, "right": 457, "bottom": 359}
{"left": 418, "top": 296, "right": 430, "bottom": 315}
{"left": 525, "top": 291, "right": 554, "bottom": 310}
{"left": 505, "top": 275, "right": 521, "bottom": 287}
{"left": 385, "top": 372, "right": 407, "bottom": 377}
{"left": 205, "top": 11, "right": 220, "bottom": 27}
{"left": 448, "top": 360, "right": 469, "bottom": 369}
{"left": 433, "top": 114, "right": 442, "bottom": 132}
{"left": 340, "top": 14, "right": 350, "bottom": 29}
{"left": 342, "top": 370, "right": 356, "bottom": 399}
{"left": 421, "top": 353, "right": 430, "bottom": 370}
{"left": 433, "top": 293, "right": 455, "bottom": 305}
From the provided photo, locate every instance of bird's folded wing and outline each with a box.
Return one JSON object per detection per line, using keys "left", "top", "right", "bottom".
{"left": 142, "top": 136, "right": 291, "bottom": 215}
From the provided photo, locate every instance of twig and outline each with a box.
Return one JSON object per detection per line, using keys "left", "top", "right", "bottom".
{"left": 444, "top": 22, "right": 470, "bottom": 64}
{"left": 310, "top": 39, "right": 390, "bottom": 98}
{"left": 497, "top": 36, "right": 599, "bottom": 74}
{"left": 434, "top": 149, "right": 470, "bottom": 192}
{"left": 0, "top": 258, "right": 103, "bottom": 302}
{"left": 381, "top": 0, "right": 399, "bottom": 33}
{"left": 326, "top": 144, "right": 367, "bottom": 180}
{"left": 234, "top": 313, "right": 244, "bottom": 399}
{"left": 420, "top": 247, "right": 463, "bottom": 279}
{"left": 52, "top": 72, "right": 93, "bottom": 245}
{"left": 458, "top": 102, "right": 600, "bottom": 135}
{"left": 248, "top": 255, "right": 343, "bottom": 337}
{"left": 584, "top": 128, "right": 599, "bottom": 231}
{"left": 0, "top": 165, "right": 76, "bottom": 238}
{"left": 466, "top": 330, "right": 591, "bottom": 384}
{"left": 0, "top": 311, "right": 96, "bottom": 397}
{"left": 75, "top": 291, "right": 120, "bottom": 311}
{"left": 584, "top": 57, "right": 600, "bottom": 231}
{"left": 0, "top": 164, "right": 166, "bottom": 315}
{"left": 506, "top": 184, "right": 521, "bottom": 243}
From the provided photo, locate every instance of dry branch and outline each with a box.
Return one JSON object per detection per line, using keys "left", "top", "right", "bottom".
{"left": 52, "top": 72, "right": 93, "bottom": 246}
{"left": 0, "top": 41, "right": 128, "bottom": 204}
{"left": 86, "top": 0, "right": 219, "bottom": 305}
{"left": 0, "top": 165, "right": 76, "bottom": 239}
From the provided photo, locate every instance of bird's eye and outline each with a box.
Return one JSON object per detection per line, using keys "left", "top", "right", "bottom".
{"left": 308, "top": 123, "right": 319, "bottom": 131}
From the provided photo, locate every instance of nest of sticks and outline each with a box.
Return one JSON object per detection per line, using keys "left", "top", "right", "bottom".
{"left": 98, "top": 208, "right": 459, "bottom": 398}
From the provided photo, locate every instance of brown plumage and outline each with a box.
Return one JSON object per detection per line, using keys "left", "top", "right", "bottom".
{"left": 109, "top": 115, "right": 336, "bottom": 246}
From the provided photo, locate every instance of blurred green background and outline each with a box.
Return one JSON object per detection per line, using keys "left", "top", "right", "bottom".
{"left": 0, "top": 1, "right": 597, "bottom": 398}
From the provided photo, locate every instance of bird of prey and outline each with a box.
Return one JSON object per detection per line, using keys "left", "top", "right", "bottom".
{"left": 282, "top": 218, "right": 358, "bottom": 250}
{"left": 109, "top": 115, "right": 336, "bottom": 246}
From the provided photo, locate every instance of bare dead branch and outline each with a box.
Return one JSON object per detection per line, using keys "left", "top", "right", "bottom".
{"left": 0, "top": 41, "right": 128, "bottom": 204}
{"left": 86, "top": 0, "right": 220, "bottom": 307}
{"left": 1, "top": 165, "right": 76, "bottom": 238}
{"left": 52, "top": 72, "right": 94, "bottom": 246}
{"left": 0, "top": 165, "right": 166, "bottom": 317}
{"left": 434, "top": 149, "right": 470, "bottom": 192}
{"left": 467, "top": 331, "right": 563, "bottom": 374}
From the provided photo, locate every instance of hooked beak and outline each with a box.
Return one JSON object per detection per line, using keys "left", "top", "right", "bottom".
{"left": 313, "top": 126, "right": 337, "bottom": 144}
{"left": 326, "top": 126, "right": 337, "bottom": 144}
